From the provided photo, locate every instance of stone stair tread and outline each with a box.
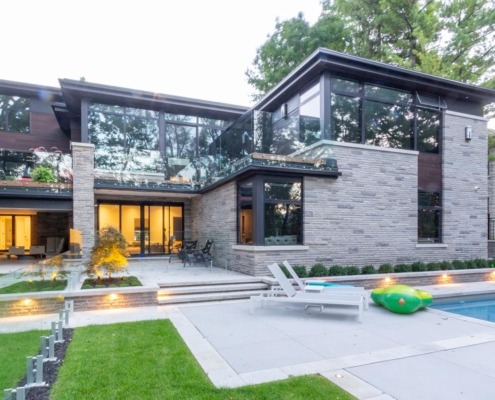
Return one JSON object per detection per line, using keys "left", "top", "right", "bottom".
{"left": 158, "top": 277, "right": 264, "bottom": 288}
{"left": 158, "top": 282, "right": 268, "bottom": 295}
{"left": 158, "top": 290, "right": 267, "bottom": 304}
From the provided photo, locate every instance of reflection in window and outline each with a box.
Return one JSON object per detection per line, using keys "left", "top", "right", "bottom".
{"left": 300, "top": 91, "right": 320, "bottom": 146}
{"left": 264, "top": 181, "right": 302, "bottom": 244}
{"left": 165, "top": 123, "right": 196, "bottom": 181}
{"left": 418, "top": 191, "right": 442, "bottom": 243}
{"left": 238, "top": 177, "right": 302, "bottom": 246}
{"left": 364, "top": 101, "right": 413, "bottom": 149}
{"left": 88, "top": 103, "right": 159, "bottom": 172}
{"left": 0, "top": 95, "right": 30, "bottom": 133}
{"left": 331, "top": 94, "right": 361, "bottom": 143}
{"left": 331, "top": 78, "right": 360, "bottom": 95}
{"left": 417, "top": 108, "right": 440, "bottom": 153}
{"left": 365, "top": 85, "right": 413, "bottom": 104}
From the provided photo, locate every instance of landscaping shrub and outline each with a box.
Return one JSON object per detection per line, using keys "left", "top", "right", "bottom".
{"left": 360, "top": 265, "right": 376, "bottom": 274}
{"left": 345, "top": 266, "right": 360, "bottom": 275}
{"left": 438, "top": 261, "right": 452, "bottom": 270}
{"left": 473, "top": 258, "right": 489, "bottom": 268}
{"left": 327, "top": 265, "right": 346, "bottom": 276}
{"left": 292, "top": 265, "right": 308, "bottom": 278}
{"left": 393, "top": 263, "right": 412, "bottom": 273}
{"left": 463, "top": 259, "right": 476, "bottom": 269}
{"left": 378, "top": 263, "right": 394, "bottom": 273}
{"left": 411, "top": 261, "right": 427, "bottom": 272}
{"left": 426, "top": 262, "right": 441, "bottom": 271}
{"left": 279, "top": 264, "right": 291, "bottom": 278}
{"left": 309, "top": 263, "right": 328, "bottom": 277}
{"left": 451, "top": 260, "right": 466, "bottom": 269}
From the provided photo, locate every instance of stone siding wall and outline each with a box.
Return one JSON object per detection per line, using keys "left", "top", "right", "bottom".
{"left": 0, "top": 289, "right": 158, "bottom": 318}
{"left": 441, "top": 112, "right": 487, "bottom": 260}
{"left": 71, "top": 143, "right": 95, "bottom": 260}
{"left": 192, "top": 182, "right": 237, "bottom": 270}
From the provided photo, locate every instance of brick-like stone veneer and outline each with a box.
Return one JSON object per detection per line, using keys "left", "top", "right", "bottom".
{"left": 192, "top": 182, "right": 237, "bottom": 269}
{"left": 0, "top": 288, "right": 158, "bottom": 318}
{"left": 71, "top": 143, "right": 95, "bottom": 260}
{"left": 192, "top": 112, "right": 488, "bottom": 276}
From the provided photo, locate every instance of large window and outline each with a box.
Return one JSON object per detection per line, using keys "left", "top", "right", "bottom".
{"left": 329, "top": 78, "right": 442, "bottom": 153}
{"left": 238, "top": 176, "right": 302, "bottom": 246}
{"left": 0, "top": 95, "right": 30, "bottom": 133}
{"left": 88, "top": 103, "right": 229, "bottom": 186}
{"left": 418, "top": 191, "right": 442, "bottom": 243}
{"left": 98, "top": 203, "right": 183, "bottom": 256}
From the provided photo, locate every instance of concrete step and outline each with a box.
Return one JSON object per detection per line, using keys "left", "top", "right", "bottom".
{"left": 157, "top": 277, "right": 264, "bottom": 288}
{"left": 158, "top": 282, "right": 268, "bottom": 295}
{"left": 158, "top": 289, "right": 267, "bottom": 305}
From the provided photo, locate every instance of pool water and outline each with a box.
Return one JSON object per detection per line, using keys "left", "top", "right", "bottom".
{"left": 431, "top": 296, "right": 495, "bottom": 322}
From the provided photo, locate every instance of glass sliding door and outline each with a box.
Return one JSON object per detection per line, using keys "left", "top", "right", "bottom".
{"left": 0, "top": 215, "right": 31, "bottom": 251}
{"left": 98, "top": 203, "right": 183, "bottom": 256}
{"left": 0, "top": 216, "right": 13, "bottom": 251}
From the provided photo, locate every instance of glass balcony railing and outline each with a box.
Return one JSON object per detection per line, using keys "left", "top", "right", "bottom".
{"left": 0, "top": 148, "right": 73, "bottom": 196}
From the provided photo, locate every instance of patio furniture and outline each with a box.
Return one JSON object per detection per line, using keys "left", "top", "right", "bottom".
{"left": 6, "top": 246, "right": 25, "bottom": 259}
{"left": 282, "top": 260, "right": 369, "bottom": 308}
{"left": 28, "top": 245, "right": 46, "bottom": 259}
{"left": 250, "top": 263, "right": 366, "bottom": 322}
{"left": 46, "top": 237, "right": 65, "bottom": 256}
{"left": 182, "top": 240, "right": 213, "bottom": 268}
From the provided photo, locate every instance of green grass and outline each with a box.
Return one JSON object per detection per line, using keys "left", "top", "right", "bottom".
{"left": 0, "top": 330, "right": 46, "bottom": 389}
{"left": 49, "top": 320, "right": 355, "bottom": 400}
{"left": 0, "top": 279, "right": 67, "bottom": 294}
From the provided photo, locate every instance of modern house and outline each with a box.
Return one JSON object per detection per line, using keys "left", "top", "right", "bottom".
{"left": 1, "top": 48, "right": 495, "bottom": 275}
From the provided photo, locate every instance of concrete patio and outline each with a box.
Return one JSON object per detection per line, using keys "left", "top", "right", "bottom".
{"left": 1, "top": 256, "right": 495, "bottom": 399}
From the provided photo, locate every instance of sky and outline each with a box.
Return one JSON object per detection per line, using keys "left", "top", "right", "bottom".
{"left": 2, "top": 0, "right": 323, "bottom": 107}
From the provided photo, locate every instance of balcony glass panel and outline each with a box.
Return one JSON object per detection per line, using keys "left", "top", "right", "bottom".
{"left": 300, "top": 94, "right": 320, "bottom": 146}
{"left": 165, "top": 123, "right": 196, "bottom": 181}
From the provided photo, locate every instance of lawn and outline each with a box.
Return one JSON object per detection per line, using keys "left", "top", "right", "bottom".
{"left": 0, "top": 329, "right": 47, "bottom": 389}
{"left": 0, "top": 279, "right": 67, "bottom": 294}
{"left": 2, "top": 319, "right": 354, "bottom": 400}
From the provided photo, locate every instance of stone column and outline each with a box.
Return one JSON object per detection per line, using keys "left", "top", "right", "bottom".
{"left": 71, "top": 142, "right": 95, "bottom": 260}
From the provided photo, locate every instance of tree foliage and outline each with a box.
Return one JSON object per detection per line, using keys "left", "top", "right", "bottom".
{"left": 247, "top": 0, "right": 495, "bottom": 100}
{"left": 87, "top": 226, "right": 129, "bottom": 279}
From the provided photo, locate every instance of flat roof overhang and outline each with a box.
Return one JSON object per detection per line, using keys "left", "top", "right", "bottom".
{"left": 59, "top": 79, "right": 248, "bottom": 121}
{"left": 0, "top": 80, "right": 62, "bottom": 102}
{"left": 201, "top": 164, "right": 341, "bottom": 194}
{"left": 255, "top": 48, "right": 495, "bottom": 113}
{"left": 0, "top": 197, "right": 72, "bottom": 211}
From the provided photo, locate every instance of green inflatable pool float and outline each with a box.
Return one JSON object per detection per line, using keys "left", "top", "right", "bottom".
{"left": 371, "top": 285, "right": 433, "bottom": 314}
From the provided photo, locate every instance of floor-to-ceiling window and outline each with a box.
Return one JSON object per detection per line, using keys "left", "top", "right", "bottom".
{"left": 98, "top": 203, "right": 183, "bottom": 256}
{"left": 0, "top": 215, "right": 31, "bottom": 251}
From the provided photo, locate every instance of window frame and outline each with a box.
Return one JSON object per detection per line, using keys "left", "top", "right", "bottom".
{"left": 237, "top": 174, "right": 303, "bottom": 246}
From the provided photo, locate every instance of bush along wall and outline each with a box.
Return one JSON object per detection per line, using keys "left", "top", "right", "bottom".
{"left": 278, "top": 258, "right": 495, "bottom": 289}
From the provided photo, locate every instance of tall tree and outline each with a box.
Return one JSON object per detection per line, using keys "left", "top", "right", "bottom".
{"left": 248, "top": 0, "right": 495, "bottom": 97}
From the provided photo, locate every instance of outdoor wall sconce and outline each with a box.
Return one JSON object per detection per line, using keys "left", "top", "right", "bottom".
{"left": 465, "top": 126, "right": 472, "bottom": 141}
{"left": 281, "top": 103, "right": 288, "bottom": 119}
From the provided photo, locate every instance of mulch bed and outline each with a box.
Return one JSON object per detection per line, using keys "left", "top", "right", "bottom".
{"left": 15, "top": 328, "right": 73, "bottom": 400}
{"left": 82, "top": 276, "right": 141, "bottom": 289}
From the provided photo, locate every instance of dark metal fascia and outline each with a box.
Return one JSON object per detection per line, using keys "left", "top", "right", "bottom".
{"left": 0, "top": 79, "right": 62, "bottom": 101}
{"left": 200, "top": 165, "right": 341, "bottom": 194}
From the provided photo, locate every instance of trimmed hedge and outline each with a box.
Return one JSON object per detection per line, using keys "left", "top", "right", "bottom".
{"left": 291, "top": 258, "right": 494, "bottom": 278}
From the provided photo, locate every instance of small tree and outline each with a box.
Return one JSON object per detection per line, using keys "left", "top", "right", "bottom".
{"left": 86, "top": 226, "right": 129, "bottom": 279}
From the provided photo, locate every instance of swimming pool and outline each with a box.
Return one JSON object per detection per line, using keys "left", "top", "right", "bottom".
{"left": 430, "top": 295, "right": 495, "bottom": 322}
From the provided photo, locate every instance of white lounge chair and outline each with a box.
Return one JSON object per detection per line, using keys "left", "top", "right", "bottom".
{"left": 282, "top": 260, "right": 369, "bottom": 309}
{"left": 251, "top": 263, "right": 366, "bottom": 323}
